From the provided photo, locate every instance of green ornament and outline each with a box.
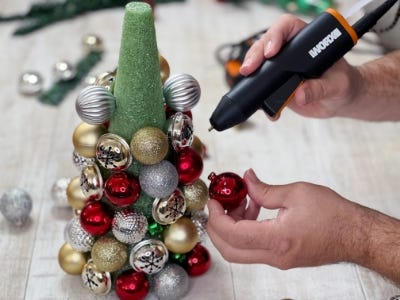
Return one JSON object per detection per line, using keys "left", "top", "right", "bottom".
{"left": 170, "top": 252, "right": 187, "bottom": 265}
{"left": 148, "top": 221, "right": 165, "bottom": 238}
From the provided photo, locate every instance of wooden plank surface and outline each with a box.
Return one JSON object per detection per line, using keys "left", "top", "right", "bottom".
{"left": 1, "top": 0, "right": 400, "bottom": 299}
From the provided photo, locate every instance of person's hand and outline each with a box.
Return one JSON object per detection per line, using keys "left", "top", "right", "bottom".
{"left": 239, "top": 14, "right": 363, "bottom": 119}
{"left": 207, "top": 168, "right": 369, "bottom": 269}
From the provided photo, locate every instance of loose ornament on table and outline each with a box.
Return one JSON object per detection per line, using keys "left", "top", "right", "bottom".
{"left": 18, "top": 71, "right": 44, "bottom": 95}
{"left": 0, "top": 188, "right": 32, "bottom": 227}
{"left": 51, "top": 177, "right": 71, "bottom": 207}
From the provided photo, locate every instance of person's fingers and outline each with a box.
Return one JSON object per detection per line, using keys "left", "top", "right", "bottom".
{"left": 227, "top": 197, "right": 261, "bottom": 221}
{"left": 240, "top": 39, "right": 267, "bottom": 75}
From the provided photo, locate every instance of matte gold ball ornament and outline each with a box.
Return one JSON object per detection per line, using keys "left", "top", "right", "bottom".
{"left": 181, "top": 178, "right": 209, "bottom": 213}
{"left": 163, "top": 216, "right": 199, "bottom": 254}
{"left": 91, "top": 236, "right": 128, "bottom": 272}
{"left": 72, "top": 123, "right": 107, "bottom": 158}
{"left": 58, "top": 243, "right": 87, "bottom": 275}
{"left": 66, "top": 176, "right": 87, "bottom": 210}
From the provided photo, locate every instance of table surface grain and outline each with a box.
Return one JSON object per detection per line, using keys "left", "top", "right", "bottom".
{"left": 1, "top": 0, "right": 399, "bottom": 299}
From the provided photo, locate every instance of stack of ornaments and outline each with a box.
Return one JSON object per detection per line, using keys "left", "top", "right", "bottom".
{"left": 56, "top": 2, "right": 211, "bottom": 299}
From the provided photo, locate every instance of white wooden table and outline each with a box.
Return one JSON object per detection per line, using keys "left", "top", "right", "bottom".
{"left": 1, "top": 0, "right": 400, "bottom": 299}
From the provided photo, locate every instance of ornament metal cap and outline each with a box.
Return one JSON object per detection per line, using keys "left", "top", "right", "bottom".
{"left": 167, "top": 112, "right": 194, "bottom": 151}
{"left": 130, "top": 239, "right": 169, "bottom": 275}
{"left": 152, "top": 189, "right": 186, "bottom": 225}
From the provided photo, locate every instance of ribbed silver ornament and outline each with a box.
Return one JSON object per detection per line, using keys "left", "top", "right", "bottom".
{"left": 76, "top": 85, "right": 116, "bottom": 124}
{"left": 163, "top": 74, "right": 201, "bottom": 112}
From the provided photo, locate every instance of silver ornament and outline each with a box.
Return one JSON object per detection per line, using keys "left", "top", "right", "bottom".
{"left": 53, "top": 61, "right": 76, "bottom": 81}
{"left": 82, "top": 259, "right": 112, "bottom": 295}
{"left": 76, "top": 85, "right": 116, "bottom": 125}
{"left": 0, "top": 188, "right": 32, "bottom": 226}
{"left": 80, "top": 164, "right": 103, "bottom": 200}
{"left": 139, "top": 160, "right": 179, "bottom": 199}
{"left": 18, "top": 71, "right": 43, "bottom": 95}
{"left": 112, "top": 210, "right": 148, "bottom": 244}
{"left": 151, "top": 263, "right": 189, "bottom": 300}
{"left": 191, "top": 210, "right": 209, "bottom": 243}
{"left": 130, "top": 239, "right": 169, "bottom": 274}
{"left": 96, "top": 133, "right": 132, "bottom": 171}
{"left": 167, "top": 112, "right": 194, "bottom": 151}
{"left": 73, "top": 150, "right": 96, "bottom": 170}
{"left": 65, "top": 217, "right": 95, "bottom": 252}
{"left": 51, "top": 177, "right": 71, "bottom": 207}
{"left": 163, "top": 73, "right": 201, "bottom": 112}
{"left": 152, "top": 190, "right": 186, "bottom": 225}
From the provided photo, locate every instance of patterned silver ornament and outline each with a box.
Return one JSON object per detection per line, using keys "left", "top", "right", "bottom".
{"left": 191, "top": 210, "right": 209, "bottom": 243}
{"left": 53, "top": 61, "right": 76, "bottom": 81}
{"left": 81, "top": 259, "right": 112, "bottom": 295}
{"left": 139, "top": 160, "right": 179, "bottom": 199}
{"left": 80, "top": 164, "right": 103, "bottom": 200}
{"left": 163, "top": 73, "right": 201, "bottom": 112}
{"left": 152, "top": 190, "right": 186, "bottom": 225}
{"left": 130, "top": 239, "right": 169, "bottom": 275}
{"left": 73, "top": 150, "right": 96, "bottom": 170}
{"left": 76, "top": 85, "right": 116, "bottom": 125}
{"left": 18, "top": 71, "right": 43, "bottom": 95}
{"left": 112, "top": 209, "right": 148, "bottom": 244}
{"left": 65, "top": 217, "right": 95, "bottom": 252}
{"left": 51, "top": 177, "right": 71, "bottom": 207}
{"left": 151, "top": 263, "right": 189, "bottom": 300}
{"left": 167, "top": 112, "right": 194, "bottom": 151}
{"left": 95, "top": 71, "right": 116, "bottom": 91}
{"left": 96, "top": 133, "right": 132, "bottom": 171}
{"left": 0, "top": 188, "right": 32, "bottom": 226}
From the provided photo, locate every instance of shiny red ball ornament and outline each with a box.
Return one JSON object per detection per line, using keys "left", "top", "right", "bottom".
{"left": 175, "top": 147, "right": 203, "bottom": 185}
{"left": 80, "top": 201, "right": 113, "bottom": 236}
{"left": 104, "top": 172, "right": 141, "bottom": 207}
{"left": 185, "top": 244, "right": 211, "bottom": 276}
{"left": 115, "top": 269, "right": 149, "bottom": 300}
{"left": 208, "top": 172, "right": 248, "bottom": 210}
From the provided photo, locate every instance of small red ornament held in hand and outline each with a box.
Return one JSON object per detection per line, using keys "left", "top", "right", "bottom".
{"left": 208, "top": 172, "right": 247, "bottom": 210}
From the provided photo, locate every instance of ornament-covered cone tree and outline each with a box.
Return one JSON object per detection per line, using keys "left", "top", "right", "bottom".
{"left": 56, "top": 2, "right": 211, "bottom": 299}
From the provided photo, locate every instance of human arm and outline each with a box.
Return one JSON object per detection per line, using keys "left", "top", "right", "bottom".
{"left": 239, "top": 14, "right": 400, "bottom": 121}
{"left": 207, "top": 168, "right": 400, "bottom": 284}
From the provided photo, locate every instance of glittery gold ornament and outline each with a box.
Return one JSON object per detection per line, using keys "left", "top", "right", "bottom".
{"left": 163, "top": 217, "right": 199, "bottom": 254}
{"left": 66, "top": 176, "right": 87, "bottom": 210}
{"left": 181, "top": 179, "right": 209, "bottom": 213}
{"left": 82, "top": 34, "right": 104, "bottom": 53}
{"left": 72, "top": 122, "right": 107, "bottom": 158}
{"left": 130, "top": 127, "right": 168, "bottom": 165}
{"left": 81, "top": 259, "right": 112, "bottom": 295}
{"left": 58, "top": 243, "right": 87, "bottom": 275}
{"left": 80, "top": 164, "right": 103, "bottom": 200}
{"left": 91, "top": 236, "right": 128, "bottom": 272}
{"left": 159, "top": 54, "right": 170, "bottom": 84}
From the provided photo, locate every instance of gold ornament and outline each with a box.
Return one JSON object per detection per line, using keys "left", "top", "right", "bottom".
{"left": 191, "top": 135, "right": 206, "bottom": 158}
{"left": 130, "top": 127, "right": 169, "bottom": 165}
{"left": 91, "top": 236, "right": 128, "bottom": 272}
{"left": 95, "top": 70, "right": 117, "bottom": 92}
{"left": 181, "top": 178, "right": 209, "bottom": 213}
{"left": 82, "top": 34, "right": 104, "bottom": 53}
{"left": 66, "top": 176, "right": 87, "bottom": 210}
{"left": 58, "top": 243, "right": 87, "bottom": 275}
{"left": 159, "top": 54, "right": 170, "bottom": 84}
{"left": 81, "top": 259, "right": 112, "bottom": 295}
{"left": 72, "top": 122, "right": 107, "bottom": 158}
{"left": 163, "top": 217, "right": 199, "bottom": 254}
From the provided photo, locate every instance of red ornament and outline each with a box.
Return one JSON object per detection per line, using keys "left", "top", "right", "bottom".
{"left": 185, "top": 244, "right": 211, "bottom": 276}
{"left": 175, "top": 147, "right": 203, "bottom": 185}
{"left": 80, "top": 201, "right": 113, "bottom": 236}
{"left": 208, "top": 172, "right": 248, "bottom": 210}
{"left": 115, "top": 269, "right": 149, "bottom": 300}
{"left": 104, "top": 172, "right": 141, "bottom": 207}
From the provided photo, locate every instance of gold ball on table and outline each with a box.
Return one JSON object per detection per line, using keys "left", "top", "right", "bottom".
{"left": 58, "top": 242, "right": 87, "bottom": 275}
{"left": 159, "top": 54, "right": 170, "bottom": 85}
{"left": 163, "top": 216, "right": 199, "bottom": 254}
{"left": 181, "top": 178, "right": 209, "bottom": 213}
{"left": 91, "top": 236, "right": 128, "bottom": 273}
{"left": 72, "top": 122, "right": 107, "bottom": 158}
{"left": 66, "top": 176, "right": 87, "bottom": 210}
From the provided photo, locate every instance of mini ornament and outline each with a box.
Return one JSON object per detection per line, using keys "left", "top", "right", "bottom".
{"left": 163, "top": 216, "right": 199, "bottom": 254}
{"left": 72, "top": 122, "right": 107, "bottom": 158}
{"left": 51, "top": 177, "right": 71, "bottom": 207}
{"left": 66, "top": 176, "right": 87, "bottom": 210}
{"left": 191, "top": 135, "right": 207, "bottom": 158}
{"left": 181, "top": 178, "right": 209, "bottom": 213}
{"left": 185, "top": 243, "right": 211, "bottom": 276}
{"left": 58, "top": 242, "right": 87, "bottom": 275}
{"left": 191, "top": 210, "right": 209, "bottom": 243}
{"left": 112, "top": 209, "right": 148, "bottom": 244}
{"left": 104, "top": 172, "right": 141, "bottom": 207}
{"left": 163, "top": 73, "right": 201, "bottom": 112}
{"left": 115, "top": 269, "right": 150, "bottom": 300}
{"left": 81, "top": 259, "right": 112, "bottom": 295}
{"left": 151, "top": 263, "right": 190, "bottom": 300}
{"left": 152, "top": 189, "right": 186, "bottom": 225}
{"left": 18, "top": 71, "right": 43, "bottom": 95}
{"left": 91, "top": 236, "right": 128, "bottom": 272}
{"left": 96, "top": 133, "right": 132, "bottom": 171}
{"left": 130, "top": 126, "right": 169, "bottom": 165}
{"left": 53, "top": 60, "right": 76, "bottom": 81}
{"left": 175, "top": 147, "right": 203, "bottom": 185}
{"left": 167, "top": 112, "right": 194, "bottom": 151}
{"left": 0, "top": 188, "right": 32, "bottom": 226}
{"left": 80, "top": 201, "right": 113, "bottom": 236}
{"left": 95, "top": 70, "right": 116, "bottom": 91}
{"left": 208, "top": 172, "right": 248, "bottom": 210}
{"left": 65, "top": 217, "right": 95, "bottom": 252}
{"left": 82, "top": 34, "right": 104, "bottom": 53}
{"left": 72, "top": 150, "right": 96, "bottom": 170}
{"left": 130, "top": 239, "right": 169, "bottom": 274}
{"left": 75, "top": 85, "right": 116, "bottom": 125}
{"left": 80, "top": 164, "right": 103, "bottom": 201}
{"left": 139, "top": 160, "right": 179, "bottom": 198}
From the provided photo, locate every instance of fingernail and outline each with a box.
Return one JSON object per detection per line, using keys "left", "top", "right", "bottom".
{"left": 241, "top": 56, "right": 252, "bottom": 69}
{"left": 264, "top": 40, "right": 272, "bottom": 56}
{"left": 246, "top": 168, "right": 260, "bottom": 184}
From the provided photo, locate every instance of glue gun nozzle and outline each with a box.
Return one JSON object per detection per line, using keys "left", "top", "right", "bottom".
{"left": 208, "top": 126, "right": 214, "bottom": 132}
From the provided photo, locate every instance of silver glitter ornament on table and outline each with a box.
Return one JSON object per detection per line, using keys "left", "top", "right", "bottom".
{"left": 0, "top": 188, "right": 32, "bottom": 226}
{"left": 167, "top": 112, "right": 194, "bottom": 151}
{"left": 65, "top": 217, "right": 95, "bottom": 252}
{"left": 151, "top": 263, "right": 190, "bottom": 300}
{"left": 96, "top": 133, "right": 132, "bottom": 171}
{"left": 18, "top": 71, "right": 43, "bottom": 95}
{"left": 191, "top": 210, "right": 209, "bottom": 243}
{"left": 73, "top": 150, "right": 96, "bottom": 170}
{"left": 76, "top": 85, "right": 116, "bottom": 125}
{"left": 80, "top": 164, "right": 103, "bottom": 201}
{"left": 139, "top": 160, "right": 179, "bottom": 199}
{"left": 53, "top": 61, "right": 76, "bottom": 81}
{"left": 51, "top": 177, "right": 71, "bottom": 207}
{"left": 129, "top": 239, "right": 169, "bottom": 275}
{"left": 163, "top": 73, "right": 201, "bottom": 112}
{"left": 152, "top": 189, "right": 186, "bottom": 225}
{"left": 112, "top": 210, "right": 148, "bottom": 244}
{"left": 81, "top": 259, "right": 112, "bottom": 295}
